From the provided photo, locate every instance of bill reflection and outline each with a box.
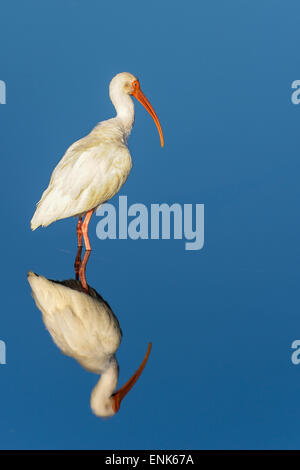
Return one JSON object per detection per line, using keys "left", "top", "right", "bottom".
{"left": 27, "top": 249, "right": 151, "bottom": 418}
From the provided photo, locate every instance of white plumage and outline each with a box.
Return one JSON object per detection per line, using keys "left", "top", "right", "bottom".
{"left": 31, "top": 72, "right": 164, "bottom": 249}
{"left": 27, "top": 271, "right": 151, "bottom": 417}
{"left": 30, "top": 118, "right": 132, "bottom": 229}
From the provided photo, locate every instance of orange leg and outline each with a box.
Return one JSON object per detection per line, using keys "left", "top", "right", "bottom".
{"left": 74, "top": 217, "right": 83, "bottom": 280}
{"left": 74, "top": 245, "right": 82, "bottom": 280}
{"left": 79, "top": 249, "right": 91, "bottom": 293}
{"left": 82, "top": 210, "right": 93, "bottom": 251}
{"left": 76, "top": 216, "right": 83, "bottom": 247}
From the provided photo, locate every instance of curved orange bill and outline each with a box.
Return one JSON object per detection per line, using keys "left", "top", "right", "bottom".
{"left": 112, "top": 342, "right": 152, "bottom": 413}
{"left": 132, "top": 87, "right": 164, "bottom": 147}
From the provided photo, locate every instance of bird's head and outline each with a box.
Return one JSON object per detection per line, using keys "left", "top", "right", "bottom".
{"left": 109, "top": 72, "right": 164, "bottom": 147}
{"left": 90, "top": 343, "right": 152, "bottom": 418}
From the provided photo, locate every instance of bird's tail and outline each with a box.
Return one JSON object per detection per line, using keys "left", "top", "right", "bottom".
{"left": 30, "top": 216, "right": 39, "bottom": 231}
{"left": 27, "top": 271, "right": 38, "bottom": 280}
{"left": 30, "top": 204, "right": 54, "bottom": 230}
{"left": 30, "top": 210, "right": 42, "bottom": 230}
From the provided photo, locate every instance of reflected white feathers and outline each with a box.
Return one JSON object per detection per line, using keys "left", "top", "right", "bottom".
{"left": 28, "top": 273, "right": 122, "bottom": 373}
{"left": 28, "top": 271, "right": 151, "bottom": 418}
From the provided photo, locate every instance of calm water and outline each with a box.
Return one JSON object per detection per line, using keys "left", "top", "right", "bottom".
{"left": 1, "top": 0, "right": 300, "bottom": 450}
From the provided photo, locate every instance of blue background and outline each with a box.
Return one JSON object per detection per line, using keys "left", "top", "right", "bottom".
{"left": 0, "top": 0, "right": 300, "bottom": 450}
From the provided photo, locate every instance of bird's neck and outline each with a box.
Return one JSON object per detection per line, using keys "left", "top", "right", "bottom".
{"left": 90, "top": 356, "right": 119, "bottom": 417}
{"left": 110, "top": 91, "right": 135, "bottom": 139}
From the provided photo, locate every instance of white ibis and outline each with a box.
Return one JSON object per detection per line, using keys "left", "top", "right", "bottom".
{"left": 31, "top": 72, "right": 164, "bottom": 250}
{"left": 27, "top": 271, "right": 152, "bottom": 417}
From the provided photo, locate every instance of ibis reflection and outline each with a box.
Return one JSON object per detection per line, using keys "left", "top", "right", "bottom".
{"left": 28, "top": 248, "right": 151, "bottom": 418}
